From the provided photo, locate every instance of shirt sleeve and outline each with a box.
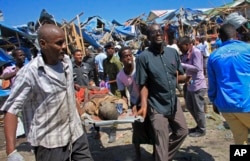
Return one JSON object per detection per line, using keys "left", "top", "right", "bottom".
{"left": 2, "top": 66, "right": 15, "bottom": 76}
{"left": 175, "top": 52, "right": 184, "bottom": 75}
{"left": 0, "top": 68, "right": 32, "bottom": 115}
{"left": 136, "top": 54, "right": 148, "bottom": 86}
{"left": 116, "top": 72, "right": 125, "bottom": 91}
{"left": 207, "top": 55, "right": 216, "bottom": 103}
{"left": 181, "top": 49, "right": 203, "bottom": 73}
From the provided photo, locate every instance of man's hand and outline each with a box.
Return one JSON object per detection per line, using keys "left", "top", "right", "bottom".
{"left": 74, "top": 84, "right": 80, "bottom": 91}
{"left": 137, "top": 107, "right": 147, "bottom": 119}
{"left": 89, "top": 80, "right": 95, "bottom": 86}
{"left": 7, "top": 150, "right": 25, "bottom": 161}
{"left": 132, "top": 105, "right": 138, "bottom": 116}
{"left": 99, "top": 80, "right": 105, "bottom": 88}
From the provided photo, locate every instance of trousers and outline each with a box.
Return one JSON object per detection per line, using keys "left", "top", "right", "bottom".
{"left": 222, "top": 113, "right": 250, "bottom": 144}
{"left": 33, "top": 133, "right": 93, "bottom": 161}
{"left": 185, "top": 88, "right": 206, "bottom": 131}
{"left": 149, "top": 98, "right": 188, "bottom": 161}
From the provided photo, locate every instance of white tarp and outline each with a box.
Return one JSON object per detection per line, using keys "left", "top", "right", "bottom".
{"left": 147, "top": 10, "right": 168, "bottom": 22}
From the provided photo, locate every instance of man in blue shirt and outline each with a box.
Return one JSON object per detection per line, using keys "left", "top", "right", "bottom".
{"left": 207, "top": 23, "right": 250, "bottom": 144}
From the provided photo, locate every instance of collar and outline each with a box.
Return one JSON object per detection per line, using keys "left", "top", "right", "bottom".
{"left": 72, "top": 61, "right": 84, "bottom": 68}
{"left": 107, "top": 55, "right": 117, "bottom": 63}
{"left": 37, "top": 53, "right": 69, "bottom": 70}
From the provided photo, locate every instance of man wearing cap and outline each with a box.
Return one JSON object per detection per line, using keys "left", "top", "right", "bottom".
{"left": 102, "top": 41, "right": 123, "bottom": 143}
{"left": 102, "top": 41, "right": 123, "bottom": 98}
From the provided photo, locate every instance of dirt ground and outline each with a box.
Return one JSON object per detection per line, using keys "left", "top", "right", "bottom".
{"left": 0, "top": 95, "right": 234, "bottom": 161}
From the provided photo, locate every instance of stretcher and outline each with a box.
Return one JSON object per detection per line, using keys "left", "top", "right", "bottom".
{"left": 82, "top": 109, "right": 144, "bottom": 127}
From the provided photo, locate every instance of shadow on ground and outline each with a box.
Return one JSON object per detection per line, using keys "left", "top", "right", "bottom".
{"left": 174, "top": 146, "right": 215, "bottom": 161}
{"left": 90, "top": 143, "right": 153, "bottom": 161}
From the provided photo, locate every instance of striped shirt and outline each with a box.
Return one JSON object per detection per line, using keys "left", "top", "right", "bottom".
{"left": 1, "top": 54, "right": 83, "bottom": 148}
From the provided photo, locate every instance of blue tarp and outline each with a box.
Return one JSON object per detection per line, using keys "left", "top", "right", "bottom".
{"left": 82, "top": 16, "right": 138, "bottom": 44}
{"left": 0, "top": 89, "right": 10, "bottom": 97}
{"left": 0, "top": 48, "right": 14, "bottom": 64}
{"left": 163, "top": 8, "right": 205, "bottom": 26}
{"left": 0, "top": 23, "right": 34, "bottom": 41}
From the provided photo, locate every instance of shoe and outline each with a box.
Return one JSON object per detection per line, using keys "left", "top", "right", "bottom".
{"left": 188, "top": 127, "right": 198, "bottom": 133}
{"left": 189, "top": 129, "right": 206, "bottom": 137}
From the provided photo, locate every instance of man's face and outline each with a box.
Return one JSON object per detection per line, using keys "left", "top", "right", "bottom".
{"left": 85, "top": 48, "right": 90, "bottom": 56}
{"left": 73, "top": 51, "right": 83, "bottom": 63}
{"left": 40, "top": 29, "right": 66, "bottom": 63}
{"left": 148, "top": 24, "right": 164, "bottom": 45}
{"left": 120, "top": 49, "right": 133, "bottom": 67}
{"left": 105, "top": 46, "right": 115, "bottom": 57}
{"left": 14, "top": 50, "right": 25, "bottom": 64}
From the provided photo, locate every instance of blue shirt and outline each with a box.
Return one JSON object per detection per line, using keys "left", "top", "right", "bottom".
{"left": 95, "top": 52, "right": 107, "bottom": 72}
{"left": 207, "top": 40, "right": 250, "bottom": 112}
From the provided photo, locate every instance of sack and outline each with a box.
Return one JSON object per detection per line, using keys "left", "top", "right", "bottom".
{"left": 81, "top": 95, "right": 128, "bottom": 118}
{"left": 224, "top": 12, "right": 247, "bottom": 29}
{"left": 75, "top": 87, "right": 109, "bottom": 103}
{"left": 2, "top": 79, "right": 10, "bottom": 89}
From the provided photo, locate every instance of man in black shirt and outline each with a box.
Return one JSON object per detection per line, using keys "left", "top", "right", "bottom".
{"left": 72, "top": 49, "right": 95, "bottom": 87}
{"left": 136, "top": 23, "right": 188, "bottom": 161}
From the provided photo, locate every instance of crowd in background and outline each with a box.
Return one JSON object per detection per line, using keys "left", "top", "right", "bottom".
{"left": 0, "top": 22, "right": 249, "bottom": 161}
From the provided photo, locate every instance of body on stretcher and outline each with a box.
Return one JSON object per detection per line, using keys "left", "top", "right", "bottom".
{"left": 75, "top": 86, "right": 144, "bottom": 127}
{"left": 82, "top": 109, "right": 144, "bottom": 127}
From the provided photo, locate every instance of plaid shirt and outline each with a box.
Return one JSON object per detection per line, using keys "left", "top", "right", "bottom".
{"left": 1, "top": 54, "right": 83, "bottom": 148}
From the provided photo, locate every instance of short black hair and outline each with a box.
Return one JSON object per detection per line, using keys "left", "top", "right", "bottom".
{"left": 146, "top": 23, "right": 161, "bottom": 38}
{"left": 219, "top": 23, "right": 236, "bottom": 42}
{"left": 118, "top": 46, "right": 131, "bottom": 58}
{"left": 104, "top": 41, "right": 115, "bottom": 49}
{"left": 178, "top": 36, "right": 192, "bottom": 45}
{"left": 12, "top": 48, "right": 23, "bottom": 58}
{"left": 72, "top": 49, "right": 82, "bottom": 55}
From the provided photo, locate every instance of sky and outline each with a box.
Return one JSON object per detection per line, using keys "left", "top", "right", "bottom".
{"left": 0, "top": 0, "right": 233, "bottom": 26}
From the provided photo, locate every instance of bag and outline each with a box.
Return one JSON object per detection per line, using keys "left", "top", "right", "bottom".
{"left": 2, "top": 79, "right": 11, "bottom": 89}
{"left": 81, "top": 95, "right": 128, "bottom": 118}
{"left": 75, "top": 87, "right": 109, "bottom": 103}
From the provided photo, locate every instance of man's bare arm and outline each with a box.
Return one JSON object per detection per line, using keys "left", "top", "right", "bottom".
{"left": 137, "top": 85, "right": 148, "bottom": 118}
{"left": 4, "top": 112, "right": 18, "bottom": 155}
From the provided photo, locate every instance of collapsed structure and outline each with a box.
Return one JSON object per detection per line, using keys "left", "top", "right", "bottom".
{"left": 0, "top": 0, "right": 249, "bottom": 61}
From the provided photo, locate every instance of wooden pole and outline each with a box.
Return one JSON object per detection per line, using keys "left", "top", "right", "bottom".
{"left": 63, "top": 26, "right": 71, "bottom": 55}
{"left": 77, "top": 14, "right": 85, "bottom": 55}
{"left": 15, "top": 32, "right": 21, "bottom": 47}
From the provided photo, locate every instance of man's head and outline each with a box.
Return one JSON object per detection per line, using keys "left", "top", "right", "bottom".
{"left": 178, "top": 36, "right": 192, "bottom": 54}
{"left": 97, "top": 47, "right": 103, "bottom": 53}
{"left": 147, "top": 23, "right": 164, "bottom": 46}
{"left": 104, "top": 41, "right": 115, "bottom": 58}
{"left": 85, "top": 48, "right": 90, "bottom": 56}
{"left": 73, "top": 49, "right": 83, "bottom": 63}
{"left": 218, "top": 23, "right": 237, "bottom": 42}
{"left": 11, "top": 48, "right": 25, "bottom": 64}
{"left": 118, "top": 46, "right": 134, "bottom": 68}
{"left": 37, "top": 24, "right": 66, "bottom": 65}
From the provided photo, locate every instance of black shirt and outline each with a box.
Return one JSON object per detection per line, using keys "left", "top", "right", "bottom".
{"left": 72, "top": 61, "right": 94, "bottom": 86}
{"left": 136, "top": 46, "right": 184, "bottom": 116}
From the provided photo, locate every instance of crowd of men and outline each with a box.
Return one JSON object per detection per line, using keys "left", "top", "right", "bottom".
{"left": 0, "top": 22, "right": 249, "bottom": 161}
